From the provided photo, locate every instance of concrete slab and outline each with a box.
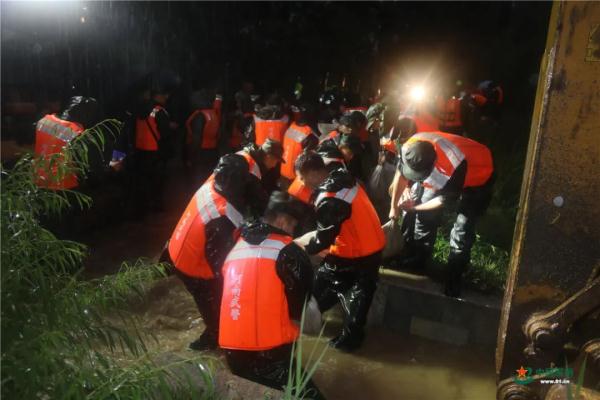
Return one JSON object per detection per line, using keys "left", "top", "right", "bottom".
{"left": 379, "top": 268, "right": 502, "bottom": 350}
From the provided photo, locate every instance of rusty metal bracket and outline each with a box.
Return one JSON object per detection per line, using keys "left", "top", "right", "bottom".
{"left": 523, "top": 277, "right": 600, "bottom": 359}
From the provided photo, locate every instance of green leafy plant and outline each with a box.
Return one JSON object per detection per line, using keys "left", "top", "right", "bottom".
{"left": 566, "top": 356, "right": 588, "bottom": 400}
{"left": 1, "top": 121, "right": 216, "bottom": 399}
{"left": 433, "top": 229, "right": 510, "bottom": 293}
{"left": 283, "top": 301, "right": 328, "bottom": 400}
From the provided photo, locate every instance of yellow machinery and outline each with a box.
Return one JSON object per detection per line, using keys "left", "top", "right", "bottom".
{"left": 496, "top": 1, "right": 600, "bottom": 399}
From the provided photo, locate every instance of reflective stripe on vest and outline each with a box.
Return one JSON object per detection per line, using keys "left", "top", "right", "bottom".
{"left": 34, "top": 114, "right": 84, "bottom": 190}
{"left": 321, "top": 156, "right": 346, "bottom": 168}
{"left": 36, "top": 115, "right": 81, "bottom": 142}
{"left": 236, "top": 150, "right": 261, "bottom": 179}
{"left": 253, "top": 115, "right": 289, "bottom": 145}
{"left": 315, "top": 184, "right": 358, "bottom": 206}
{"left": 168, "top": 180, "right": 243, "bottom": 279}
{"left": 314, "top": 184, "right": 385, "bottom": 258}
{"left": 281, "top": 123, "right": 316, "bottom": 180}
{"left": 224, "top": 238, "right": 288, "bottom": 263}
{"left": 219, "top": 233, "right": 299, "bottom": 351}
{"left": 408, "top": 131, "right": 493, "bottom": 190}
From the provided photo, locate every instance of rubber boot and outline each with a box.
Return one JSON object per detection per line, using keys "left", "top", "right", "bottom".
{"left": 444, "top": 257, "right": 467, "bottom": 298}
{"left": 189, "top": 330, "right": 218, "bottom": 351}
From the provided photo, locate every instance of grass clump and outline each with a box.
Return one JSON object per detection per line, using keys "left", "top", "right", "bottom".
{"left": 433, "top": 229, "right": 510, "bottom": 293}
{"left": 1, "top": 121, "right": 216, "bottom": 399}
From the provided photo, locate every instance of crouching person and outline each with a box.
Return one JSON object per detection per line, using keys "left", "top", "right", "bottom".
{"left": 219, "top": 192, "right": 324, "bottom": 399}
{"left": 295, "top": 151, "right": 385, "bottom": 352}
{"left": 166, "top": 154, "right": 249, "bottom": 350}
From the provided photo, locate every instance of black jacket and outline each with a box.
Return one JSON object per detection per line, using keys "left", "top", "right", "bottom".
{"left": 240, "top": 222, "right": 313, "bottom": 320}
{"left": 306, "top": 168, "right": 382, "bottom": 267}
{"left": 241, "top": 144, "right": 279, "bottom": 217}
{"left": 204, "top": 216, "right": 237, "bottom": 277}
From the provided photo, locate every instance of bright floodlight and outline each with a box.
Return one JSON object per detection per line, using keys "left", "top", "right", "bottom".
{"left": 410, "top": 86, "right": 426, "bottom": 101}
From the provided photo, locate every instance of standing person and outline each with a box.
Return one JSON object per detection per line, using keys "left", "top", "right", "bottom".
{"left": 280, "top": 104, "right": 319, "bottom": 184}
{"left": 184, "top": 90, "right": 221, "bottom": 183}
{"left": 131, "top": 86, "right": 174, "bottom": 216}
{"left": 389, "top": 131, "right": 494, "bottom": 297}
{"left": 438, "top": 95, "right": 465, "bottom": 135}
{"left": 34, "top": 96, "right": 101, "bottom": 190}
{"left": 219, "top": 192, "right": 323, "bottom": 399}
{"left": 166, "top": 154, "right": 249, "bottom": 350}
{"left": 294, "top": 152, "right": 385, "bottom": 352}
{"left": 246, "top": 94, "right": 290, "bottom": 145}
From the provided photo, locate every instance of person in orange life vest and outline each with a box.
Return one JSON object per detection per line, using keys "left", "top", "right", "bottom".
{"left": 280, "top": 104, "right": 319, "bottom": 182}
{"left": 319, "top": 113, "right": 354, "bottom": 144}
{"left": 389, "top": 132, "right": 494, "bottom": 298}
{"left": 183, "top": 90, "right": 221, "bottom": 182}
{"left": 236, "top": 139, "right": 285, "bottom": 217}
{"left": 288, "top": 143, "right": 350, "bottom": 236}
{"left": 219, "top": 192, "right": 324, "bottom": 398}
{"left": 130, "top": 86, "right": 174, "bottom": 217}
{"left": 166, "top": 153, "right": 250, "bottom": 351}
{"left": 229, "top": 96, "right": 255, "bottom": 150}
{"left": 438, "top": 95, "right": 465, "bottom": 136}
{"left": 348, "top": 110, "right": 369, "bottom": 143}
{"left": 245, "top": 94, "right": 289, "bottom": 145}
{"left": 294, "top": 152, "right": 385, "bottom": 352}
{"left": 34, "top": 96, "right": 101, "bottom": 190}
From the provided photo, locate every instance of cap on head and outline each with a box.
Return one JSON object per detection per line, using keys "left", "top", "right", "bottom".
{"left": 400, "top": 140, "right": 437, "bottom": 182}
{"left": 261, "top": 139, "right": 285, "bottom": 163}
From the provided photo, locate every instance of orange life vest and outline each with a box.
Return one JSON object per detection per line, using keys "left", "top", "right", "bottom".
{"left": 438, "top": 98, "right": 462, "bottom": 129}
{"left": 254, "top": 115, "right": 289, "bottom": 145}
{"left": 319, "top": 129, "right": 340, "bottom": 144}
{"left": 34, "top": 114, "right": 84, "bottom": 190}
{"left": 236, "top": 150, "right": 261, "bottom": 179}
{"left": 287, "top": 177, "right": 313, "bottom": 204}
{"left": 168, "top": 179, "right": 244, "bottom": 279}
{"left": 380, "top": 137, "right": 397, "bottom": 154}
{"left": 135, "top": 105, "right": 164, "bottom": 151}
{"left": 406, "top": 131, "right": 494, "bottom": 190}
{"left": 230, "top": 112, "right": 254, "bottom": 149}
{"left": 185, "top": 109, "right": 220, "bottom": 149}
{"left": 399, "top": 107, "right": 440, "bottom": 134}
{"left": 219, "top": 233, "right": 299, "bottom": 351}
{"left": 281, "top": 123, "right": 317, "bottom": 180}
{"left": 315, "top": 184, "right": 385, "bottom": 258}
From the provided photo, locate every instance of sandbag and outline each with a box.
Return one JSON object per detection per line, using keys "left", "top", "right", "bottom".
{"left": 381, "top": 219, "right": 404, "bottom": 260}
{"left": 302, "top": 296, "right": 323, "bottom": 335}
{"left": 367, "top": 159, "right": 396, "bottom": 221}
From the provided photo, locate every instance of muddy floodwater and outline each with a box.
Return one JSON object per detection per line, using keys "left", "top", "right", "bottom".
{"left": 121, "top": 275, "right": 496, "bottom": 400}
{"left": 83, "top": 169, "right": 496, "bottom": 400}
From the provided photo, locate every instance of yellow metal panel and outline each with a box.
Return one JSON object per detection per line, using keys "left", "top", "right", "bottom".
{"left": 496, "top": 0, "right": 600, "bottom": 390}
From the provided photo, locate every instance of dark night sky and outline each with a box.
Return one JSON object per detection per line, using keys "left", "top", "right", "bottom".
{"left": 1, "top": 1, "right": 552, "bottom": 114}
